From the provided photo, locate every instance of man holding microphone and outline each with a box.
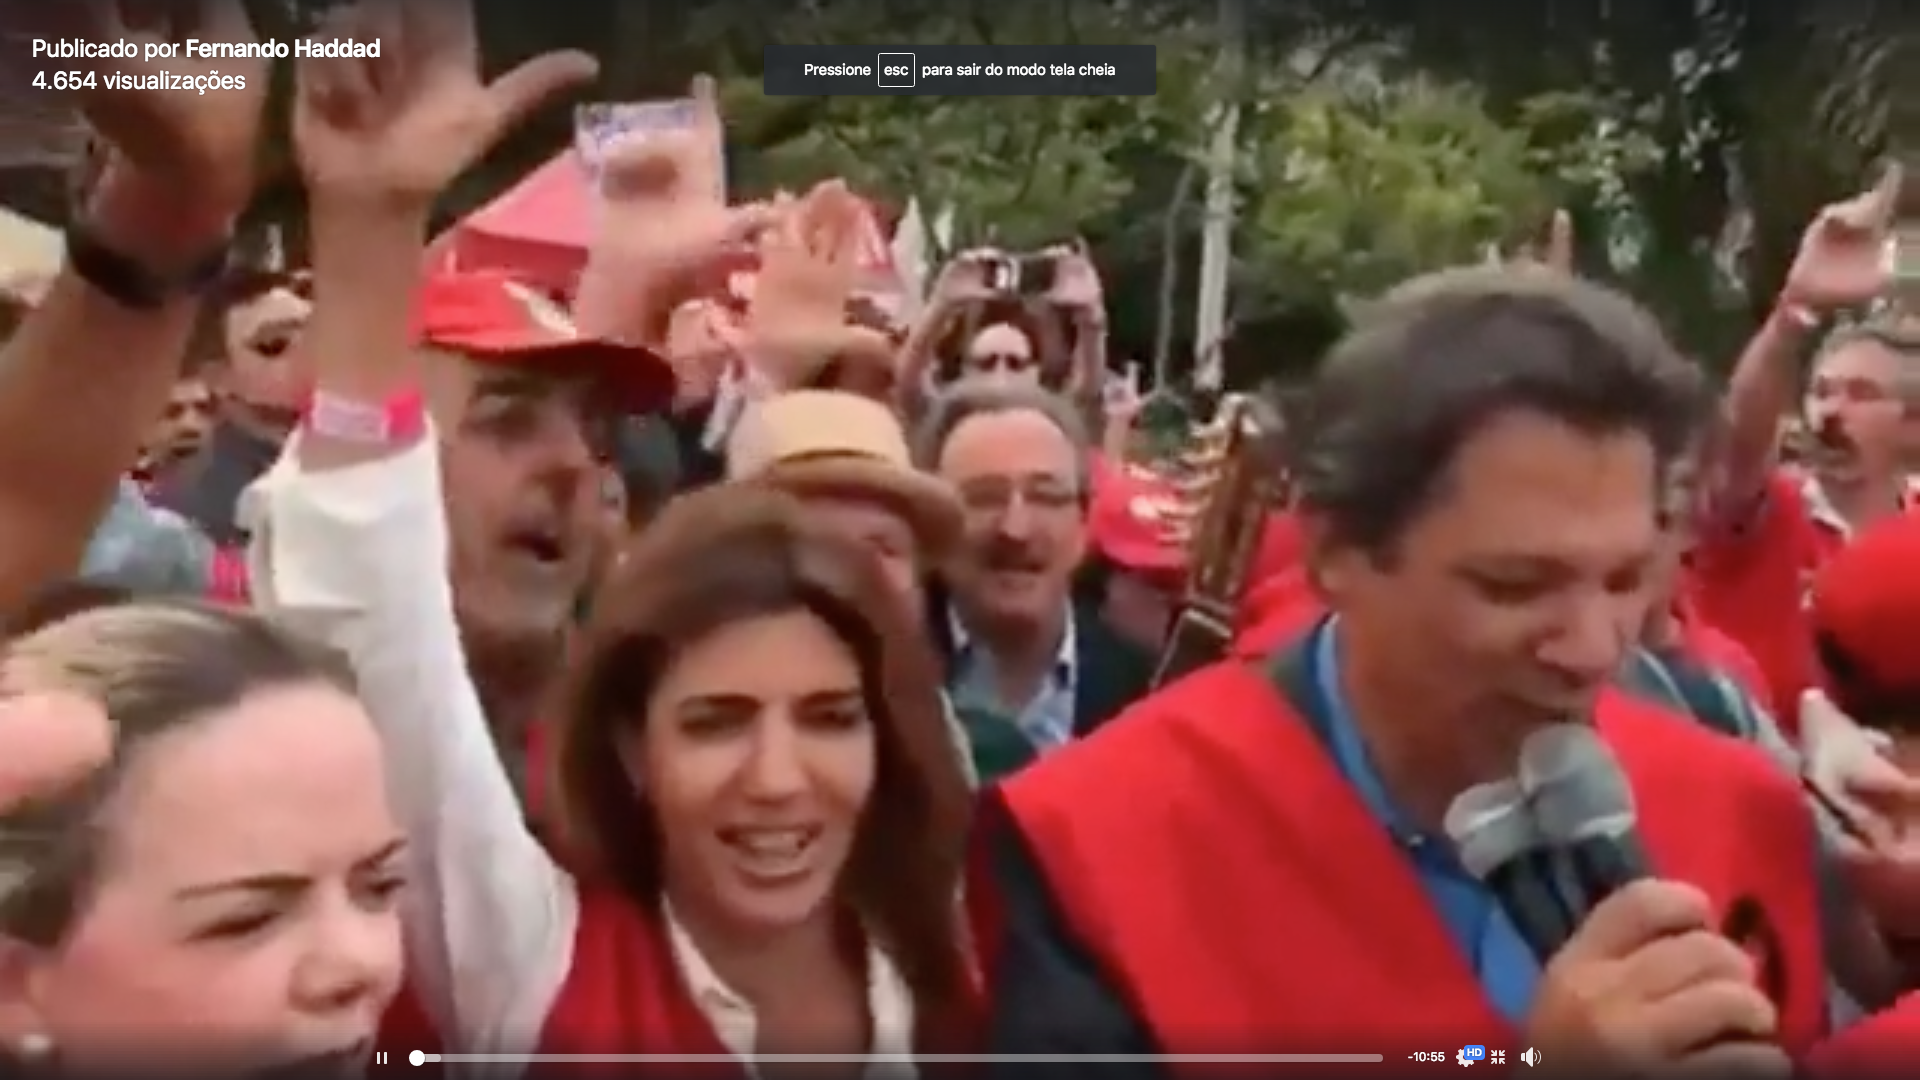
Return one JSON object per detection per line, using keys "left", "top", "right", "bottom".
{"left": 973, "top": 265, "right": 1828, "bottom": 1073}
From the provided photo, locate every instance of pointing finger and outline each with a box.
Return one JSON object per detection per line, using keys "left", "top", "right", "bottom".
{"left": 1545, "top": 209, "right": 1575, "bottom": 273}
{"left": 1867, "top": 160, "right": 1904, "bottom": 226}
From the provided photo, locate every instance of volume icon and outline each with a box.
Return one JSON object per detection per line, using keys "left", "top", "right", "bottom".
{"left": 1521, "top": 1048, "right": 1541, "bottom": 1067}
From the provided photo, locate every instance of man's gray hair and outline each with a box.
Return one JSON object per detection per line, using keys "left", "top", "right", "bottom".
{"left": 912, "top": 380, "right": 1094, "bottom": 495}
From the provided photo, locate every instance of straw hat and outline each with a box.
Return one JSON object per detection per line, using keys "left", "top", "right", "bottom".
{"left": 726, "top": 390, "right": 964, "bottom": 560}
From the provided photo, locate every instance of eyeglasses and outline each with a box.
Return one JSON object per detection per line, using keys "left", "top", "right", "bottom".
{"left": 955, "top": 476, "right": 1082, "bottom": 515}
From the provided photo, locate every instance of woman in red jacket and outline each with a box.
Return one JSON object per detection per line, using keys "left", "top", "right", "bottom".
{"left": 259, "top": 419, "right": 979, "bottom": 1074}
{"left": 540, "top": 486, "right": 979, "bottom": 1059}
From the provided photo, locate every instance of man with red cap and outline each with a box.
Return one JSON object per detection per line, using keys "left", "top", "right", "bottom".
{"left": 1083, "top": 466, "right": 1188, "bottom": 653}
{"left": 264, "top": 268, "right": 676, "bottom": 1066}
{"left": 396, "top": 268, "right": 675, "bottom": 790}
{"left": 1799, "top": 512, "right": 1920, "bottom": 1071}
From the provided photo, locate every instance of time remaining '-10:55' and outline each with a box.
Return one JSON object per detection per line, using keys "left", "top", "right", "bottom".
{"left": 1408, "top": 1051, "right": 1451, "bottom": 1062}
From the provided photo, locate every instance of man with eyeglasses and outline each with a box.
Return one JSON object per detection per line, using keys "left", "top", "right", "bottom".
{"left": 915, "top": 382, "right": 1154, "bottom": 764}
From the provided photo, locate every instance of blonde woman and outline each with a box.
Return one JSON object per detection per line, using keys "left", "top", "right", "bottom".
{"left": 0, "top": 601, "right": 405, "bottom": 1072}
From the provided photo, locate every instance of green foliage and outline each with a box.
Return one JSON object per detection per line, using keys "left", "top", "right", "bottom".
{"left": 1239, "top": 77, "right": 1545, "bottom": 306}
{"left": 388, "top": 0, "right": 1875, "bottom": 369}
{"left": 731, "top": 93, "right": 1136, "bottom": 249}
{"left": 1232, "top": 73, "right": 1670, "bottom": 315}
{"left": 706, "top": 3, "right": 1218, "bottom": 251}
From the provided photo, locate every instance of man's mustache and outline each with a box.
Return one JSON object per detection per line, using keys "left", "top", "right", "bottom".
{"left": 980, "top": 541, "right": 1046, "bottom": 571}
{"left": 1812, "top": 414, "right": 1857, "bottom": 455}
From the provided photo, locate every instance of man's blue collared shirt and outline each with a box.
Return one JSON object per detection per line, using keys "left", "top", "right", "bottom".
{"left": 949, "top": 606, "right": 1077, "bottom": 752}
{"left": 1308, "top": 616, "right": 1540, "bottom": 1022}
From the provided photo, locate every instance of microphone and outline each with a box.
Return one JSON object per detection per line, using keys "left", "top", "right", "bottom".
{"left": 1445, "top": 778, "right": 1577, "bottom": 961}
{"left": 1519, "top": 723, "right": 1651, "bottom": 922}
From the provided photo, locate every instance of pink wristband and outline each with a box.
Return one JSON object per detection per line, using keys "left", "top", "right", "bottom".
{"left": 301, "top": 388, "right": 427, "bottom": 446}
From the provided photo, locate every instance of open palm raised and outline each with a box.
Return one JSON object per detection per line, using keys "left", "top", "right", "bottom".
{"left": 293, "top": 0, "right": 595, "bottom": 210}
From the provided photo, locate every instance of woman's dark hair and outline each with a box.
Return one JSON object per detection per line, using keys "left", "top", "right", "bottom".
{"left": 551, "top": 485, "right": 974, "bottom": 1027}
{"left": 933, "top": 296, "right": 1072, "bottom": 386}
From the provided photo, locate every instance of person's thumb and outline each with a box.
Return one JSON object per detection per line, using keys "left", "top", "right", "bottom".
{"left": 1544, "top": 209, "right": 1575, "bottom": 273}
{"left": 0, "top": 693, "right": 113, "bottom": 811}
{"left": 485, "top": 50, "right": 599, "bottom": 148}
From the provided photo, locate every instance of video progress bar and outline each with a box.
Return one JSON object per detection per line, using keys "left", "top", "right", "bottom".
{"left": 410, "top": 1053, "right": 1386, "bottom": 1065}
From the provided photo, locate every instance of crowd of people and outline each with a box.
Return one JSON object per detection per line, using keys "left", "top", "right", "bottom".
{"left": 5, "top": 0, "right": 1920, "bottom": 1076}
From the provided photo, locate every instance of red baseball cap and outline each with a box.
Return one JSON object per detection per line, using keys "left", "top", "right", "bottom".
{"left": 410, "top": 270, "right": 676, "bottom": 415}
{"left": 1811, "top": 511, "right": 1920, "bottom": 694}
{"left": 1089, "top": 469, "right": 1188, "bottom": 577}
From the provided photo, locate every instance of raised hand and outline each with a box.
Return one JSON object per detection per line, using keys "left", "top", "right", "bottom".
{"left": 47, "top": 0, "right": 269, "bottom": 221}
{"left": 587, "top": 76, "right": 771, "bottom": 303}
{"left": 1782, "top": 163, "right": 1900, "bottom": 313}
{"left": 661, "top": 300, "right": 746, "bottom": 406}
{"left": 929, "top": 250, "right": 1000, "bottom": 307}
{"left": 1047, "top": 244, "right": 1106, "bottom": 314}
{"left": 1511, "top": 210, "right": 1576, "bottom": 275}
{"left": 293, "top": 0, "right": 595, "bottom": 210}
{"left": 745, "top": 181, "right": 894, "bottom": 384}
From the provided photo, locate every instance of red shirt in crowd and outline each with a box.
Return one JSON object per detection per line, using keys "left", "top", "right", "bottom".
{"left": 1670, "top": 597, "right": 1778, "bottom": 718}
{"left": 1687, "top": 473, "right": 1834, "bottom": 737}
